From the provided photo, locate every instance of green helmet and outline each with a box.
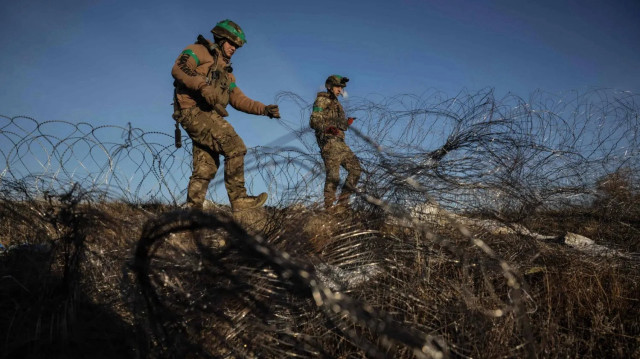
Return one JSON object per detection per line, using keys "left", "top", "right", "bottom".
{"left": 325, "top": 74, "right": 349, "bottom": 90}
{"left": 211, "top": 19, "right": 247, "bottom": 47}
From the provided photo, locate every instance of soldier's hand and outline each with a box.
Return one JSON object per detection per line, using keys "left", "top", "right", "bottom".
{"left": 348, "top": 117, "right": 355, "bottom": 125}
{"left": 200, "top": 85, "right": 219, "bottom": 106}
{"left": 264, "top": 104, "right": 280, "bottom": 119}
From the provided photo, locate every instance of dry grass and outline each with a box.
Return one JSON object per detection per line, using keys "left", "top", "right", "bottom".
{"left": 1, "top": 189, "right": 639, "bottom": 359}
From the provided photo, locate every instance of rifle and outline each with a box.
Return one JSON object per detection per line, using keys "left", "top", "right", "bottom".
{"left": 172, "top": 83, "right": 182, "bottom": 148}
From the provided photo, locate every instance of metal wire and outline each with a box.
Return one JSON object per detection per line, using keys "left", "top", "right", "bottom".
{"left": 1, "top": 88, "right": 639, "bottom": 358}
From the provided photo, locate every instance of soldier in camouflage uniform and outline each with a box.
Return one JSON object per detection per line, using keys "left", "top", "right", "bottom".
{"left": 172, "top": 19, "right": 280, "bottom": 211}
{"left": 310, "top": 75, "right": 362, "bottom": 210}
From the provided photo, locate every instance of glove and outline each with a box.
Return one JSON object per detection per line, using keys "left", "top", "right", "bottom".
{"left": 348, "top": 117, "right": 355, "bottom": 125}
{"left": 200, "top": 85, "right": 219, "bottom": 106}
{"left": 264, "top": 104, "right": 280, "bottom": 119}
{"left": 325, "top": 126, "right": 340, "bottom": 136}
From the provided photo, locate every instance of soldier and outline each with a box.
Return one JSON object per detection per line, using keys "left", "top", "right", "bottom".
{"left": 310, "top": 75, "right": 362, "bottom": 211}
{"left": 172, "top": 19, "right": 280, "bottom": 211}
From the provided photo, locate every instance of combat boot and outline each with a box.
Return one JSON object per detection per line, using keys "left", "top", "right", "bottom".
{"left": 231, "top": 192, "right": 268, "bottom": 211}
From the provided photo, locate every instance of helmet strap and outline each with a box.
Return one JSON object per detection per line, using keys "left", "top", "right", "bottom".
{"left": 214, "top": 39, "right": 232, "bottom": 61}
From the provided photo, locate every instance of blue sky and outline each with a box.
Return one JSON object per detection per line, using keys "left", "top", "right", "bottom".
{"left": 1, "top": 0, "right": 639, "bottom": 143}
{"left": 1, "top": 0, "right": 639, "bottom": 201}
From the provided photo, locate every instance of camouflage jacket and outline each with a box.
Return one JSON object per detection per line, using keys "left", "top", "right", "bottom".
{"left": 171, "top": 37, "right": 265, "bottom": 115}
{"left": 309, "top": 91, "right": 349, "bottom": 146}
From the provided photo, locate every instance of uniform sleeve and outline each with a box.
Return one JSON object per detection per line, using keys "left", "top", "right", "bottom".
{"left": 171, "top": 45, "right": 207, "bottom": 91}
{"left": 228, "top": 74, "right": 266, "bottom": 115}
{"left": 309, "top": 96, "right": 332, "bottom": 131}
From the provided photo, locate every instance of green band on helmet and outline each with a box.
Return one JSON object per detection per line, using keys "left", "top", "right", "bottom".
{"left": 229, "top": 82, "right": 237, "bottom": 92}
{"left": 217, "top": 20, "right": 247, "bottom": 44}
{"left": 181, "top": 49, "right": 200, "bottom": 66}
{"left": 332, "top": 74, "right": 343, "bottom": 79}
{"left": 313, "top": 106, "right": 323, "bottom": 112}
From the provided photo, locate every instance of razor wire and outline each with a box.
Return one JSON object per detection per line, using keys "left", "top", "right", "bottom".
{"left": 0, "top": 115, "right": 324, "bottom": 206}
{"left": 1, "top": 88, "right": 639, "bottom": 358}
{"left": 2, "top": 88, "right": 639, "bottom": 212}
{"left": 340, "top": 88, "right": 640, "bottom": 217}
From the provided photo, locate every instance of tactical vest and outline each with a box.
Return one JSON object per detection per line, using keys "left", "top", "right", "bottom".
{"left": 321, "top": 92, "right": 346, "bottom": 127}
{"left": 205, "top": 62, "right": 232, "bottom": 108}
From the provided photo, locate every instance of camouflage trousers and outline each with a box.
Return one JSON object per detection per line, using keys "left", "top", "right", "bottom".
{"left": 321, "top": 138, "right": 362, "bottom": 209}
{"left": 178, "top": 107, "right": 248, "bottom": 208}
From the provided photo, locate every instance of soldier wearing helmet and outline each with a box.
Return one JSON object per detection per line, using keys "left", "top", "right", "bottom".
{"left": 310, "top": 75, "right": 362, "bottom": 211}
{"left": 172, "top": 19, "right": 281, "bottom": 211}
